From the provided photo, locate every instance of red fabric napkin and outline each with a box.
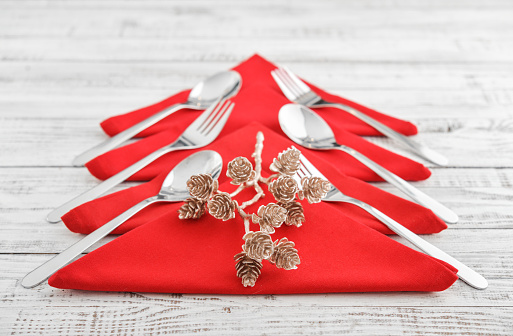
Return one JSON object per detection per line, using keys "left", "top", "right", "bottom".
{"left": 49, "top": 181, "right": 458, "bottom": 293}
{"left": 86, "top": 84, "right": 430, "bottom": 183}
{"left": 63, "top": 123, "right": 447, "bottom": 236}
{"left": 101, "top": 54, "right": 418, "bottom": 138}
{"left": 85, "top": 54, "right": 430, "bottom": 183}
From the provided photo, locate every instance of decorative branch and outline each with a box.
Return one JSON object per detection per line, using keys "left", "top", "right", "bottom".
{"left": 178, "top": 132, "right": 329, "bottom": 287}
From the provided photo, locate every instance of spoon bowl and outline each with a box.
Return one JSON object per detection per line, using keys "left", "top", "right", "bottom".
{"left": 22, "top": 150, "right": 223, "bottom": 288}
{"left": 278, "top": 103, "right": 459, "bottom": 224}
{"left": 159, "top": 150, "right": 222, "bottom": 199}
{"left": 279, "top": 104, "right": 337, "bottom": 149}
{"left": 187, "top": 71, "right": 242, "bottom": 108}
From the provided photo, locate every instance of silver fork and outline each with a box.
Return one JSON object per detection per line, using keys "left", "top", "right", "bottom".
{"left": 272, "top": 67, "right": 448, "bottom": 166}
{"left": 46, "top": 98, "right": 235, "bottom": 223}
{"left": 292, "top": 151, "right": 487, "bottom": 289}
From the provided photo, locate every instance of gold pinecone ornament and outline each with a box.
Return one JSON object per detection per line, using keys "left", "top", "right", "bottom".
{"left": 252, "top": 203, "right": 287, "bottom": 234}
{"left": 270, "top": 148, "right": 301, "bottom": 176}
{"left": 227, "top": 157, "right": 256, "bottom": 185}
{"left": 187, "top": 174, "right": 218, "bottom": 201}
{"left": 242, "top": 231, "right": 274, "bottom": 261}
{"left": 299, "top": 176, "right": 331, "bottom": 203}
{"left": 178, "top": 198, "right": 206, "bottom": 219}
{"left": 268, "top": 175, "right": 298, "bottom": 203}
{"left": 207, "top": 192, "right": 237, "bottom": 221}
{"left": 234, "top": 252, "right": 262, "bottom": 287}
{"left": 278, "top": 201, "right": 305, "bottom": 227}
{"left": 270, "top": 238, "right": 301, "bottom": 270}
{"left": 178, "top": 133, "right": 329, "bottom": 288}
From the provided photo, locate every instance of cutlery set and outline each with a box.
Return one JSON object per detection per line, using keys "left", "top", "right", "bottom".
{"left": 22, "top": 65, "right": 487, "bottom": 290}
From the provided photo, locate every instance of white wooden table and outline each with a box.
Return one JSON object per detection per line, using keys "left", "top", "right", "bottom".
{"left": 1, "top": 0, "right": 512, "bottom": 334}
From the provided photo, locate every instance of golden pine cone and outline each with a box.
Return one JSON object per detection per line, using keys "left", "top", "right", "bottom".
{"left": 186, "top": 174, "right": 218, "bottom": 201}
{"left": 252, "top": 203, "right": 287, "bottom": 234}
{"left": 270, "top": 238, "right": 300, "bottom": 270}
{"left": 278, "top": 201, "right": 305, "bottom": 227}
{"left": 227, "top": 156, "right": 256, "bottom": 185}
{"left": 207, "top": 192, "right": 236, "bottom": 221}
{"left": 242, "top": 231, "right": 274, "bottom": 261}
{"left": 178, "top": 198, "right": 206, "bottom": 219}
{"left": 270, "top": 148, "right": 301, "bottom": 176}
{"left": 299, "top": 176, "right": 331, "bottom": 204}
{"left": 268, "top": 175, "right": 298, "bottom": 203}
{"left": 234, "top": 252, "right": 262, "bottom": 287}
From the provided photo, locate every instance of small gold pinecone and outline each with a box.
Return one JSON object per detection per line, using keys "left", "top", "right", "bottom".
{"left": 178, "top": 198, "right": 206, "bottom": 219}
{"left": 187, "top": 174, "right": 218, "bottom": 201}
{"left": 234, "top": 252, "right": 262, "bottom": 287}
{"left": 299, "top": 176, "right": 331, "bottom": 203}
{"left": 278, "top": 201, "right": 305, "bottom": 227}
{"left": 227, "top": 156, "right": 256, "bottom": 185}
{"left": 270, "top": 148, "right": 301, "bottom": 176}
{"left": 252, "top": 203, "right": 287, "bottom": 234}
{"left": 242, "top": 231, "right": 274, "bottom": 261}
{"left": 270, "top": 238, "right": 300, "bottom": 270}
{"left": 268, "top": 175, "right": 298, "bottom": 203}
{"left": 207, "top": 192, "right": 237, "bottom": 221}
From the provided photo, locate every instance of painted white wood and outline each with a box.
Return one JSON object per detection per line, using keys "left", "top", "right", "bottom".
{"left": 1, "top": 0, "right": 512, "bottom": 334}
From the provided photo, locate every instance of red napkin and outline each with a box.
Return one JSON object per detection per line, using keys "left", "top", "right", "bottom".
{"left": 86, "top": 84, "right": 430, "bottom": 183}
{"left": 63, "top": 123, "right": 447, "bottom": 236}
{"left": 86, "top": 54, "right": 430, "bottom": 183}
{"left": 50, "top": 180, "right": 458, "bottom": 293}
{"left": 101, "top": 54, "right": 418, "bottom": 138}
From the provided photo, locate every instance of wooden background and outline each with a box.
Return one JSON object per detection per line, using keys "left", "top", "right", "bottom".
{"left": 1, "top": 0, "right": 512, "bottom": 334}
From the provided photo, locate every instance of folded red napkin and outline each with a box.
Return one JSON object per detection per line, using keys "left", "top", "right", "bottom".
{"left": 63, "top": 123, "right": 447, "bottom": 236}
{"left": 86, "top": 54, "right": 430, "bottom": 183}
{"left": 86, "top": 84, "right": 430, "bottom": 183}
{"left": 50, "top": 180, "right": 458, "bottom": 293}
{"left": 101, "top": 54, "right": 418, "bottom": 139}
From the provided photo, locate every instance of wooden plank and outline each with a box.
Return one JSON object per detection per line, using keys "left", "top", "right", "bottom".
{"left": 1, "top": 302, "right": 512, "bottom": 335}
{"left": 1, "top": 4, "right": 513, "bottom": 40}
{"left": 2, "top": 38, "right": 513, "bottom": 64}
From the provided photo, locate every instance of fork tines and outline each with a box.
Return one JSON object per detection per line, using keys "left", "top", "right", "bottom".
{"left": 197, "top": 99, "right": 234, "bottom": 134}
{"left": 271, "top": 67, "right": 320, "bottom": 105}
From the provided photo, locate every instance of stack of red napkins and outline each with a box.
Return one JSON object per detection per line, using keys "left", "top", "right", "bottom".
{"left": 49, "top": 54, "right": 458, "bottom": 293}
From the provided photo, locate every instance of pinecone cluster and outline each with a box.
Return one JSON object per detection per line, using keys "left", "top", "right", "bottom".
{"left": 178, "top": 136, "right": 329, "bottom": 288}
{"left": 235, "top": 231, "right": 300, "bottom": 287}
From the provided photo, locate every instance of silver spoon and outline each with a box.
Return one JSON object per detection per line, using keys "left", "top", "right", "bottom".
{"left": 72, "top": 70, "right": 241, "bottom": 166}
{"left": 279, "top": 103, "right": 458, "bottom": 224}
{"left": 21, "top": 150, "right": 222, "bottom": 288}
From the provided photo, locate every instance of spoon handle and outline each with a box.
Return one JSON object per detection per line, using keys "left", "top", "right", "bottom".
{"left": 336, "top": 145, "right": 459, "bottom": 224}
{"left": 328, "top": 102, "right": 448, "bottom": 166}
{"left": 22, "top": 196, "right": 159, "bottom": 288}
{"left": 325, "top": 194, "right": 487, "bottom": 289}
{"left": 72, "top": 103, "right": 198, "bottom": 166}
{"left": 47, "top": 142, "right": 187, "bottom": 223}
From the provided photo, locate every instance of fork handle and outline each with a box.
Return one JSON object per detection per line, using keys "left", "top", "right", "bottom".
{"left": 46, "top": 141, "right": 188, "bottom": 223}
{"left": 335, "top": 145, "right": 458, "bottom": 224}
{"left": 325, "top": 102, "right": 448, "bottom": 166}
{"left": 72, "top": 103, "right": 199, "bottom": 166}
{"left": 325, "top": 194, "right": 487, "bottom": 289}
{"left": 23, "top": 196, "right": 160, "bottom": 288}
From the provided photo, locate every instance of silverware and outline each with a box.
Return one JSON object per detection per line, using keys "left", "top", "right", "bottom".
{"left": 72, "top": 70, "right": 242, "bottom": 166}
{"left": 271, "top": 66, "right": 448, "bottom": 166}
{"left": 292, "top": 152, "right": 487, "bottom": 289}
{"left": 47, "top": 98, "right": 234, "bottom": 223}
{"left": 279, "top": 103, "right": 458, "bottom": 224}
{"left": 22, "top": 150, "right": 223, "bottom": 288}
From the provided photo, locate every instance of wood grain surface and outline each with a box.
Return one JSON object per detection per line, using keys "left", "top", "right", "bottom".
{"left": 1, "top": 0, "right": 512, "bottom": 334}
